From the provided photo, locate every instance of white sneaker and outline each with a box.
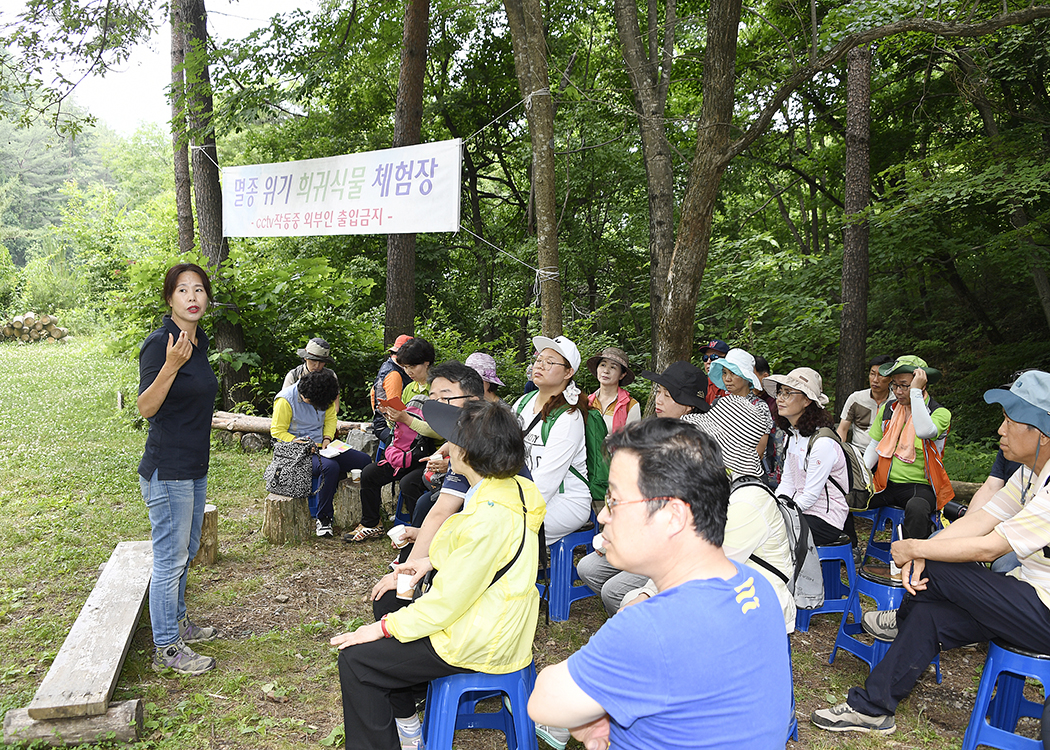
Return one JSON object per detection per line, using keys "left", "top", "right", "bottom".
{"left": 316, "top": 519, "right": 334, "bottom": 538}
{"left": 536, "top": 724, "right": 571, "bottom": 750}
{"left": 861, "top": 610, "right": 898, "bottom": 641}
{"left": 812, "top": 702, "right": 895, "bottom": 733}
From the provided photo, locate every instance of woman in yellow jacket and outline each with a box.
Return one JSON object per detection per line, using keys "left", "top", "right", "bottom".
{"left": 331, "top": 399, "right": 546, "bottom": 750}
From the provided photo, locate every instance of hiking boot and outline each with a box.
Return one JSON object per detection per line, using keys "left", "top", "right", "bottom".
{"left": 316, "top": 518, "right": 334, "bottom": 538}
{"left": 178, "top": 617, "right": 219, "bottom": 643}
{"left": 861, "top": 610, "right": 898, "bottom": 641}
{"left": 811, "top": 703, "right": 895, "bottom": 734}
{"left": 536, "top": 724, "right": 571, "bottom": 750}
{"left": 152, "top": 639, "right": 216, "bottom": 676}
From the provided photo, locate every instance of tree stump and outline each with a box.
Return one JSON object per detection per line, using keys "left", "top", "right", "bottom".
{"left": 262, "top": 494, "right": 312, "bottom": 544}
{"left": 240, "top": 432, "right": 269, "bottom": 452}
{"left": 191, "top": 504, "right": 218, "bottom": 567}
{"left": 333, "top": 478, "right": 394, "bottom": 531}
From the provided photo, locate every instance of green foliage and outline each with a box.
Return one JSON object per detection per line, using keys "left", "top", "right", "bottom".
{"left": 0, "top": 243, "right": 17, "bottom": 313}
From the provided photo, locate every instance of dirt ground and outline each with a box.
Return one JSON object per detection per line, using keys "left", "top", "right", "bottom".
{"left": 123, "top": 512, "right": 1042, "bottom": 750}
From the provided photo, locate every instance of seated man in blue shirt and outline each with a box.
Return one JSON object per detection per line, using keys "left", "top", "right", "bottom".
{"left": 527, "top": 419, "right": 792, "bottom": 750}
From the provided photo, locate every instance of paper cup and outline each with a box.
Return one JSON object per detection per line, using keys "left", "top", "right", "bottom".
{"left": 351, "top": 469, "right": 362, "bottom": 481}
{"left": 396, "top": 573, "right": 414, "bottom": 600}
{"left": 593, "top": 532, "right": 605, "bottom": 554}
{"left": 387, "top": 524, "right": 409, "bottom": 549}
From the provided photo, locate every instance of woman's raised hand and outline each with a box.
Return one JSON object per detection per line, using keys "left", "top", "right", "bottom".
{"left": 165, "top": 331, "right": 193, "bottom": 370}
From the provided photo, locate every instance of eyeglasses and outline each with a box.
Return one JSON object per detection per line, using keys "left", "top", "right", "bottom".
{"left": 433, "top": 394, "right": 473, "bottom": 404}
{"left": 775, "top": 387, "right": 806, "bottom": 400}
{"left": 701, "top": 354, "right": 722, "bottom": 362}
{"left": 604, "top": 491, "right": 677, "bottom": 513}
{"left": 533, "top": 357, "right": 568, "bottom": 370}
{"left": 890, "top": 382, "right": 913, "bottom": 392}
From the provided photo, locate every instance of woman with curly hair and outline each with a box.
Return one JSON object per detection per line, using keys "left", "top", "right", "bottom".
{"left": 764, "top": 367, "right": 854, "bottom": 547}
{"left": 271, "top": 368, "right": 371, "bottom": 538}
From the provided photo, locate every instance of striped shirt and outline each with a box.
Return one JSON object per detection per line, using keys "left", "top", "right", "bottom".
{"left": 685, "top": 394, "right": 772, "bottom": 478}
{"left": 985, "top": 461, "right": 1050, "bottom": 610}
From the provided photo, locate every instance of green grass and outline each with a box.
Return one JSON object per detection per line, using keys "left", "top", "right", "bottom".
{"left": 0, "top": 339, "right": 1001, "bottom": 748}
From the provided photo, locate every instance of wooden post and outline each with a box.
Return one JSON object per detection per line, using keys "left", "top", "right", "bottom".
{"left": 3, "top": 699, "right": 143, "bottom": 746}
{"left": 262, "top": 494, "right": 312, "bottom": 544}
{"left": 191, "top": 504, "right": 218, "bottom": 567}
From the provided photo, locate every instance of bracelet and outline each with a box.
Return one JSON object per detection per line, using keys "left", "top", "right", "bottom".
{"left": 380, "top": 615, "right": 391, "bottom": 638}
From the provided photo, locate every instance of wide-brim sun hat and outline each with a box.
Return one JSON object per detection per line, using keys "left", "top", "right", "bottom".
{"left": 709, "top": 348, "right": 762, "bottom": 391}
{"left": 586, "top": 346, "right": 635, "bottom": 386}
{"left": 465, "top": 352, "right": 504, "bottom": 386}
{"left": 532, "top": 335, "right": 581, "bottom": 374}
{"left": 984, "top": 370, "right": 1050, "bottom": 436}
{"left": 878, "top": 355, "right": 942, "bottom": 386}
{"left": 639, "top": 361, "right": 710, "bottom": 412}
{"left": 297, "top": 337, "right": 335, "bottom": 364}
{"left": 762, "top": 366, "right": 829, "bottom": 407}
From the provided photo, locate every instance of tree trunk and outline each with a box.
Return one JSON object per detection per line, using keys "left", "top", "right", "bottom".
{"left": 181, "top": 0, "right": 250, "bottom": 408}
{"left": 836, "top": 43, "right": 872, "bottom": 412}
{"left": 503, "top": 0, "right": 562, "bottom": 337}
{"left": 613, "top": 0, "right": 677, "bottom": 364}
{"left": 384, "top": 0, "right": 430, "bottom": 347}
{"left": 170, "top": 3, "right": 194, "bottom": 254}
{"left": 653, "top": 0, "right": 741, "bottom": 370}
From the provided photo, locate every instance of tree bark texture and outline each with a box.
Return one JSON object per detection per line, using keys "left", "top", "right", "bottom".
{"left": 181, "top": 0, "right": 250, "bottom": 408}
{"left": 170, "top": 3, "right": 194, "bottom": 254}
{"left": 384, "top": 0, "right": 429, "bottom": 347}
{"left": 503, "top": 0, "right": 562, "bottom": 337}
{"left": 613, "top": 0, "right": 676, "bottom": 364}
{"left": 836, "top": 43, "right": 871, "bottom": 412}
{"left": 652, "top": 0, "right": 741, "bottom": 371}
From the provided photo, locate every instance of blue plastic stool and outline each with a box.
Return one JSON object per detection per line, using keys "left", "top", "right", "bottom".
{"left": 422, "top": 663, "right": 539, "bottom": 750}
{"left": 393, "top": 489, "right": 413, "bottom": 526}
{"left": 962, "top": 640, "right": 1050, "bottom": 750}
{"left": 829, "top": 567, "right": 941, "bottom": 683}
{"left": 862, "top": 506, "right": 904, "bottom": 565}
{"left": 537, "top": 512, "right": 599, "bottom": 622}
{"left": 862, "top": 506, "right": 944, "bottom": 565}
{"left": 787, "top": 639, "right": 799, "bottom": 742}
{"left": 796, "top": 540, "right": 861, "bottom": 632}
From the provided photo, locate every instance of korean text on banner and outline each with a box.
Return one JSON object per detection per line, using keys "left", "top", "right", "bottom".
{"left": 221, "top": 139, "right": 462, "bottom": 237}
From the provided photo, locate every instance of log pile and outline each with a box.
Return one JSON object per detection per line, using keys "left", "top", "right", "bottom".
{"left": 1, "top": 312, "right": 69, "bottom": 344}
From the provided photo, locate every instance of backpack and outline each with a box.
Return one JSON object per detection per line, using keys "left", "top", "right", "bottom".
{"left": 265, "top": 440, "right": 315, "bottom": 498}
{"left": 805, "top": 427, "right": 874, "bottom": 511}
{"left": 730, "top": 476, "right": 824, "bottom": 610}
{"left": 515, "top": 391, "right": 609, "bottom": 502}
{"left": 379, "top": 395, "right": 433, "bottom": 474}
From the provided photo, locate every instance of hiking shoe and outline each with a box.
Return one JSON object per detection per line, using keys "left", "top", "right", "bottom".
{"left": 536, "top": 724, "right": 571, "bottom": 750}
{"left": 152, "top": 639, "right": 216, "bottom": 676}
{"left": 343, "top": 523, "right": 383, "bottom": 543}
{"left": 811, "top": 703, "right": 895, "bottom": 734}
{"left": 862, "top": 610, "right": 898, "bottom": 641}
{"left": 316, "top": 518, "right": 334, "bottom": 538}
{"left": 178, "top": 617, "right": 219, "bottom": 643}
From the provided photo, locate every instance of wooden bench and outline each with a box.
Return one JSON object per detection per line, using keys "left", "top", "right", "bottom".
{"left": 3, "top": 541, "right": 152, "bottom": 745}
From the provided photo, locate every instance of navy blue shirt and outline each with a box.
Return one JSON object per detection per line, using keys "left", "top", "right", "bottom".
{"left": 138, "top": 316, "right": 219, "bottom": 480}
{"left": 989, "top": 449, "right": 1022, "bottom": 482}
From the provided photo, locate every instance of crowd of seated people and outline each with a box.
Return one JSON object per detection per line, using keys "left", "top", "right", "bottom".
{"left": 256, "top": 332, "right": 1050, "bottom": 750}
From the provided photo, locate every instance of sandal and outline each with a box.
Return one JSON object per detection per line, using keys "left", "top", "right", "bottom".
{"left": 343, "top": 523, "right": 384, "bottom": 543}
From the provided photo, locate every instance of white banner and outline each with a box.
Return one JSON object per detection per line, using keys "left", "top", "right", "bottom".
{"left": 221, "top": 139, "right": 462, "bottom": 237}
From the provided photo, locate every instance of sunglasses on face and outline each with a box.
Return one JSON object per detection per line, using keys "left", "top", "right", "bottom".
{"left": 702, "top": 354, "right": 722, "bottom": 363}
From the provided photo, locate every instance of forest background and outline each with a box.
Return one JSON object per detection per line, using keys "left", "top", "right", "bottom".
{"left": 2, "top": 0, "right": 1050, "bottom": 456}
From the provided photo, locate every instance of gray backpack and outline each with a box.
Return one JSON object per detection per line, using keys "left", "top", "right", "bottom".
{"left": 730, "top": 476, "right": 824, "bottom": 610}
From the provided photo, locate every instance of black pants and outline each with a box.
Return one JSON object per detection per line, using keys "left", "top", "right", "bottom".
{"left": 868, "top": 480, "right": 937, "bottom": 539}
{"left": 847, "top": 559, "right": 1050, "bottom": 716}
{"left": 806, "top": 513, "right": 858, "bottom": 547}
{"left": 359, "top": 461, "right": 426, "bottom": 528}
{"left": 338, "top": 636, "right": 471, "bottom": 750}
{"left": 311, "top": 451, "right": 371, "bottom": 523}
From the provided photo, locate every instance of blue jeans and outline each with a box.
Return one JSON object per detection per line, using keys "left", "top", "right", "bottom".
{"left": 140, "top": 470, "right": 207, "bottom": 648}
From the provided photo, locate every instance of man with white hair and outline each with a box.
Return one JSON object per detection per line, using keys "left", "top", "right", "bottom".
{"left": 813, "top": 370, "right": 1050, "bottom": 734}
